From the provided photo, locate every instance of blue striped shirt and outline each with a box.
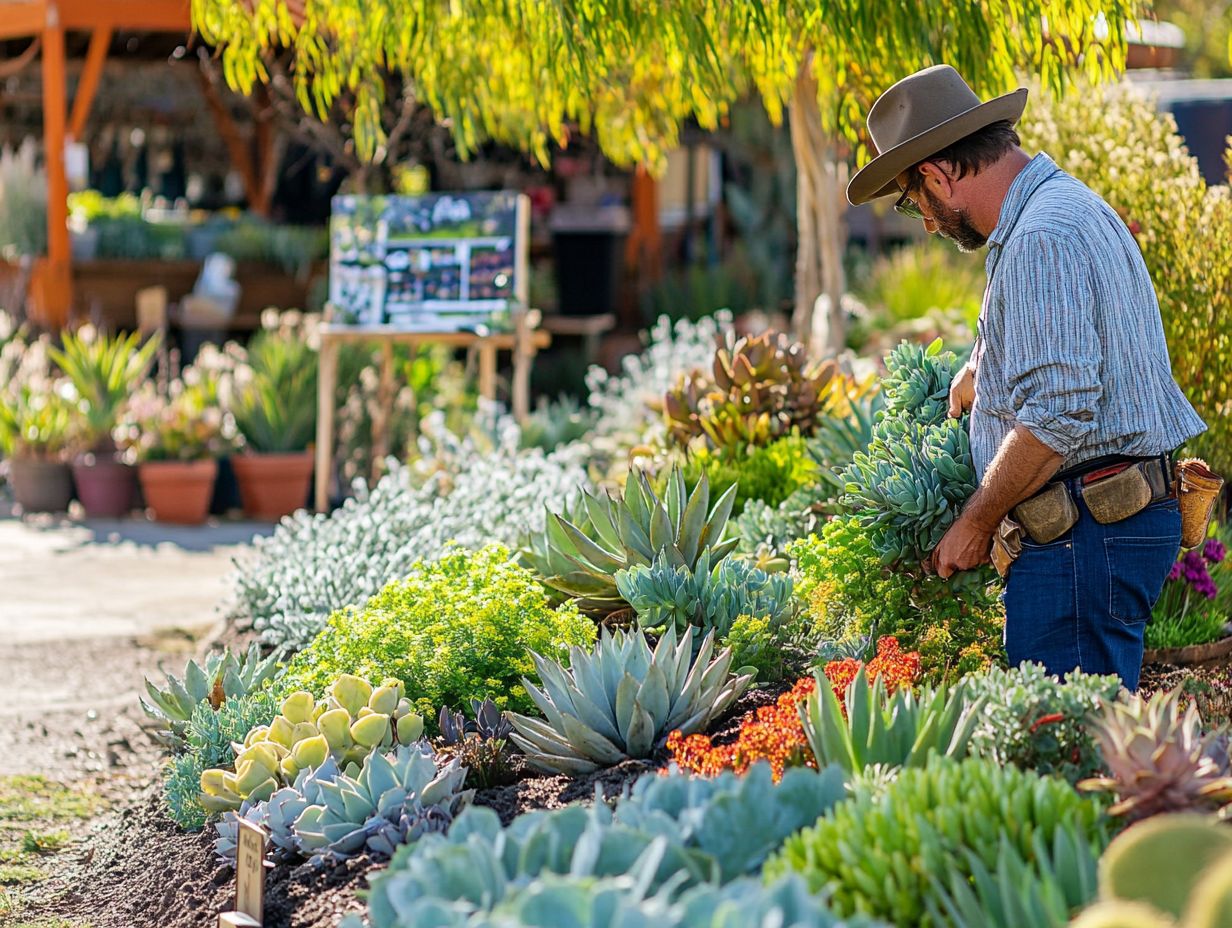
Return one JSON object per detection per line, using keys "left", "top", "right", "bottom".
{"left": 970, "top": 153, "right": 1206, "bottom": 480}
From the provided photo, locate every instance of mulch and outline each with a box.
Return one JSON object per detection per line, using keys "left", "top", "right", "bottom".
{"left": 29, "top": 683, "right": 786, "bottom": 928}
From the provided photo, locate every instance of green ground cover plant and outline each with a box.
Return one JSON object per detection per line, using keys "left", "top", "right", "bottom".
{"left": 963, "top": 663, "right": 1122, "bottom": 784}
{"left": 0, "top": 776, "right": 103, "bottom": 913}
{"left": 677, "top": 433, "right": 820, "bottom": 516}
{"left": 792, "top": 517, "right": 1004, "bottom": 680}
{"left": 764, "top": 756, "right": 1110, "bottom": 926}
{"left": 233, "top": 427, "right": 590, "bottom": 651}
{"left": 281, "top": 544, "right": 596, "bottom": 721}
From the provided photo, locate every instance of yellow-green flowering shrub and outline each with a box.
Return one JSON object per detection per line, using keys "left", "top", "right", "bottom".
{"left": 792, "top": 518, "right": 1005, "bottom": 681}
{"left": 1019, "top": 83, "right": 1232, "bottom": 473}
{"left": 281, "top": 544, "right": 597, "bottom": 723}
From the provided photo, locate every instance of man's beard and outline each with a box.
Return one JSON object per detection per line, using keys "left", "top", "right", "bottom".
{"left": 921, "top": 188, "right": 987, "bottom": 252}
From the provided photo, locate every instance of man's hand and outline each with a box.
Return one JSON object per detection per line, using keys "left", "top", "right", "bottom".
{"left": 948, "top": 361, "right": 976, "bottom": 418}
{"left": 926, "top": 513, "right": 993, "bottom": 579}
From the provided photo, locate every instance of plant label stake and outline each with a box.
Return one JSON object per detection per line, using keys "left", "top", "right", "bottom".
{"left": 218, "top": 819, "right": 268, "bottom": 928}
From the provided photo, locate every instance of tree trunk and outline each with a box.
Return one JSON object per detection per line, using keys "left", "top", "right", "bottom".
{"left": 788, "top": 54, "right": 849, "bottom": 356}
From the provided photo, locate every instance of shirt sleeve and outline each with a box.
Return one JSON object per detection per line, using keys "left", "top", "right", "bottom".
{"left": 994, "top": 232, "right": 1103, "bottom": 457}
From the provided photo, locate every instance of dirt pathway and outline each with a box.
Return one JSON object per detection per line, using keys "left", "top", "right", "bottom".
{"left": 0, "top": 511, "right": 272, "bottom": 780}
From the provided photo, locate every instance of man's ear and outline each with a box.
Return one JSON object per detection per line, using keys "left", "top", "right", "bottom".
{"left": 916, "top": 161, "right": 955, "bottom": 199}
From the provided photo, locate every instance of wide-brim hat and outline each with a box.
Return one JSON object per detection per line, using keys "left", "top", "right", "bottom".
{"left": 846, "top": 65, "right": 1028, "bottom": 206}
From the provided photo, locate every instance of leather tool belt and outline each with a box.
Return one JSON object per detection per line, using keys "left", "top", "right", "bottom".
{"left": 991, "top": 455, "right": 1173, "bottom": 579}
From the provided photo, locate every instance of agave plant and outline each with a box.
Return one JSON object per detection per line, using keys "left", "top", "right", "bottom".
{"left": 49, "top": 327, "right": 160, "bottom": 449}
{"left": 662, "top": 329, "right": 840, "bottom": 453}
{"left": 1078, "top": 687, "right": 1232, "bottom": 821}
{"left": 800, "top": 664, "right": 984, "bottom": 775}
{"left": 508, "top": 626, "right": 755, "bottom": 775}
{"left": 615, "top": 548, "right": 793, "bottom": 639}
{"left": 140, "top": 643, "right": 283, "bottom": 744}
{"left": 522, "top": 466, "right": 738, "bottom": 619}
{"left": 293, "top": 744, "right": 471, "bottom": 861}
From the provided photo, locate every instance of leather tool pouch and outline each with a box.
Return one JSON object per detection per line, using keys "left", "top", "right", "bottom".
{"left": 1175, "top": 457, "right": 1224, "bottom": 549}
{"left": 991, "top": 515, "right": 1024, "bottom": 578}
{"left": 1081, "top": 462, "right": 1153, "bottom": 525}
{"left": 1012, "top": 482, "right": 1079, "bottom": 544}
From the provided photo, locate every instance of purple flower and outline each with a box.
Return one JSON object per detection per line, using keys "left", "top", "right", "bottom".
{"left": 1168, "top": 561, "right": 1183, "bottom": 582}
{"left": 1203, "top": 538, "right": 1227, "bottom": 565}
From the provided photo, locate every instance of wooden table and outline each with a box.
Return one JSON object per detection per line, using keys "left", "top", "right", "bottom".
{"left": 314, "top": 318, "right": 550, "bottom": 511}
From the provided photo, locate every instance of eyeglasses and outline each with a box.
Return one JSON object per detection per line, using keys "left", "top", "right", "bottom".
{"left": 894, "top": 187, "right": 925, "bottom": 220}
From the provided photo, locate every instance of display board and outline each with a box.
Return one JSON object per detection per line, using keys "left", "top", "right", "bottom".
{"left": 328, "top": 191, "right": 528, "bottom": 331}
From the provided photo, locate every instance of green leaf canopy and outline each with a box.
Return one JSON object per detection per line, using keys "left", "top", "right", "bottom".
{"left": 193, "top": 0, "right": 1135, "bottom": 169}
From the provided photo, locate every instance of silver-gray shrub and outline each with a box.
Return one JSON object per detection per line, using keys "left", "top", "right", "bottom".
{"left": 232, "top": 418, "right": 591, "bottom": 651}
{"left": 584, "top": 312, "right": 730, "bottom": 445}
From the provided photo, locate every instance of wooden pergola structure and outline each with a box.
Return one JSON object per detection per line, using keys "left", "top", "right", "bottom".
{"left": 0, "top": 0, "right": 191, "bottom": 327}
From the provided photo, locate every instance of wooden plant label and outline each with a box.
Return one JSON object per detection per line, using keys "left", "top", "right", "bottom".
{"left": 219, "top": 914, "right": 261, "bottom": 928}
{"left": 218, "top": 819, "right": 269, "bottom": 928}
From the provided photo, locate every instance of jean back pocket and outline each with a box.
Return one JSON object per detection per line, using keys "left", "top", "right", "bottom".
{"left": 1104, "top": 535, "right": 1181, "bottom": 625}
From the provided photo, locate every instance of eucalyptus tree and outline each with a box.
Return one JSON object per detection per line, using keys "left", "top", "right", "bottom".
{"left": 193, "top": 0, "right": 1134, "bottom": 349}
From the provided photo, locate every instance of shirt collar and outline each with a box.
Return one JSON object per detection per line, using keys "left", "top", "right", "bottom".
{"left": 987, "top": 153, "right": 1061, "bottom": 248}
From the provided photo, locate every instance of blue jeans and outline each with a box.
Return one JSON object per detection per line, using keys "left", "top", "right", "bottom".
{"left": 1002, "top": 490, "right": 1181, "bottom": 691}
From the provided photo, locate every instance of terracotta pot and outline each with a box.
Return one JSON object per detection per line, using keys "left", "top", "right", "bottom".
{"left": 8, "top": 457, "right": 73, "bottom": 513}
{"left": 231, "top": 451, "right": 314, "bottom": 520}
{"left": 137, "top": 459, "right": 218, "bottom": 525}
{"left": 71, "top": 454, "right": 136, "bottom": 519}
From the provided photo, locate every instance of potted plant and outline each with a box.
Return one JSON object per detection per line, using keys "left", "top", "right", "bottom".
{"left": 50, "top": 327, "right": 160, "bottom": 518}
{"left": 0, "top": 383, "right": 78, "bottom": 513}
{"left": 121, "top": 382, "right": 232, "bottom": 525}
{"left": 228, "top": 327, "right": 317, "bottom": 520}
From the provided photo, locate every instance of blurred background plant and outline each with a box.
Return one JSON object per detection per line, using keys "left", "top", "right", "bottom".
{"left": 49, "top": 327, "right": 160, "bottom": 452}
{"left": 848, "top": 241, "right": 984, "bottom": 355}
{"left": 0, "top": 141, "right": 48, "bottom": 259}
{"left": 1146, "top": 533, "right": 1232, "bottom": 651}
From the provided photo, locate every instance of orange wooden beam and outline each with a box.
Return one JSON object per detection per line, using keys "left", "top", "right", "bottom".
{"left": 0, "top": 0, "right": 46, "bottom": 40}
{"left": 40, "top": 1, "right": 72, "bottom": 328}
{"left": 68, "top": 25, "right": 111, "bottom": 139}
{"left": 58, "top": 0, "right": 190, "bottom": 32}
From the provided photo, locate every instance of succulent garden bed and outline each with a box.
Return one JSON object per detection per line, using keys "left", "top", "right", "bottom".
{"left": 8, "top": 307, "right": 1232, "bottom": 927}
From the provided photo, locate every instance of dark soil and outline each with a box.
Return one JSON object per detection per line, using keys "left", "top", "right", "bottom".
{"left": 28, "top": 682, "right": 788, "bottom": 926}
{"left": 32, "top": 781, "right": 372, "bottom": 928}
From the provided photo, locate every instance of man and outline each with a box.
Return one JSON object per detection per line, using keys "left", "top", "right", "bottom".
{"left": 846, "top": 65, "right": 1206, "bottom": 689}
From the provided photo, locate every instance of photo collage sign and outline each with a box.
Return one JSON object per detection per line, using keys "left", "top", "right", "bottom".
{"left": 328, "top": 191, "right": 525, "bottom": 331}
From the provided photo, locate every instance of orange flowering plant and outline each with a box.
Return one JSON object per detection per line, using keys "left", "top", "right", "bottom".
{"left": 667, "top": 636, "right": 922, "bottom": 781}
